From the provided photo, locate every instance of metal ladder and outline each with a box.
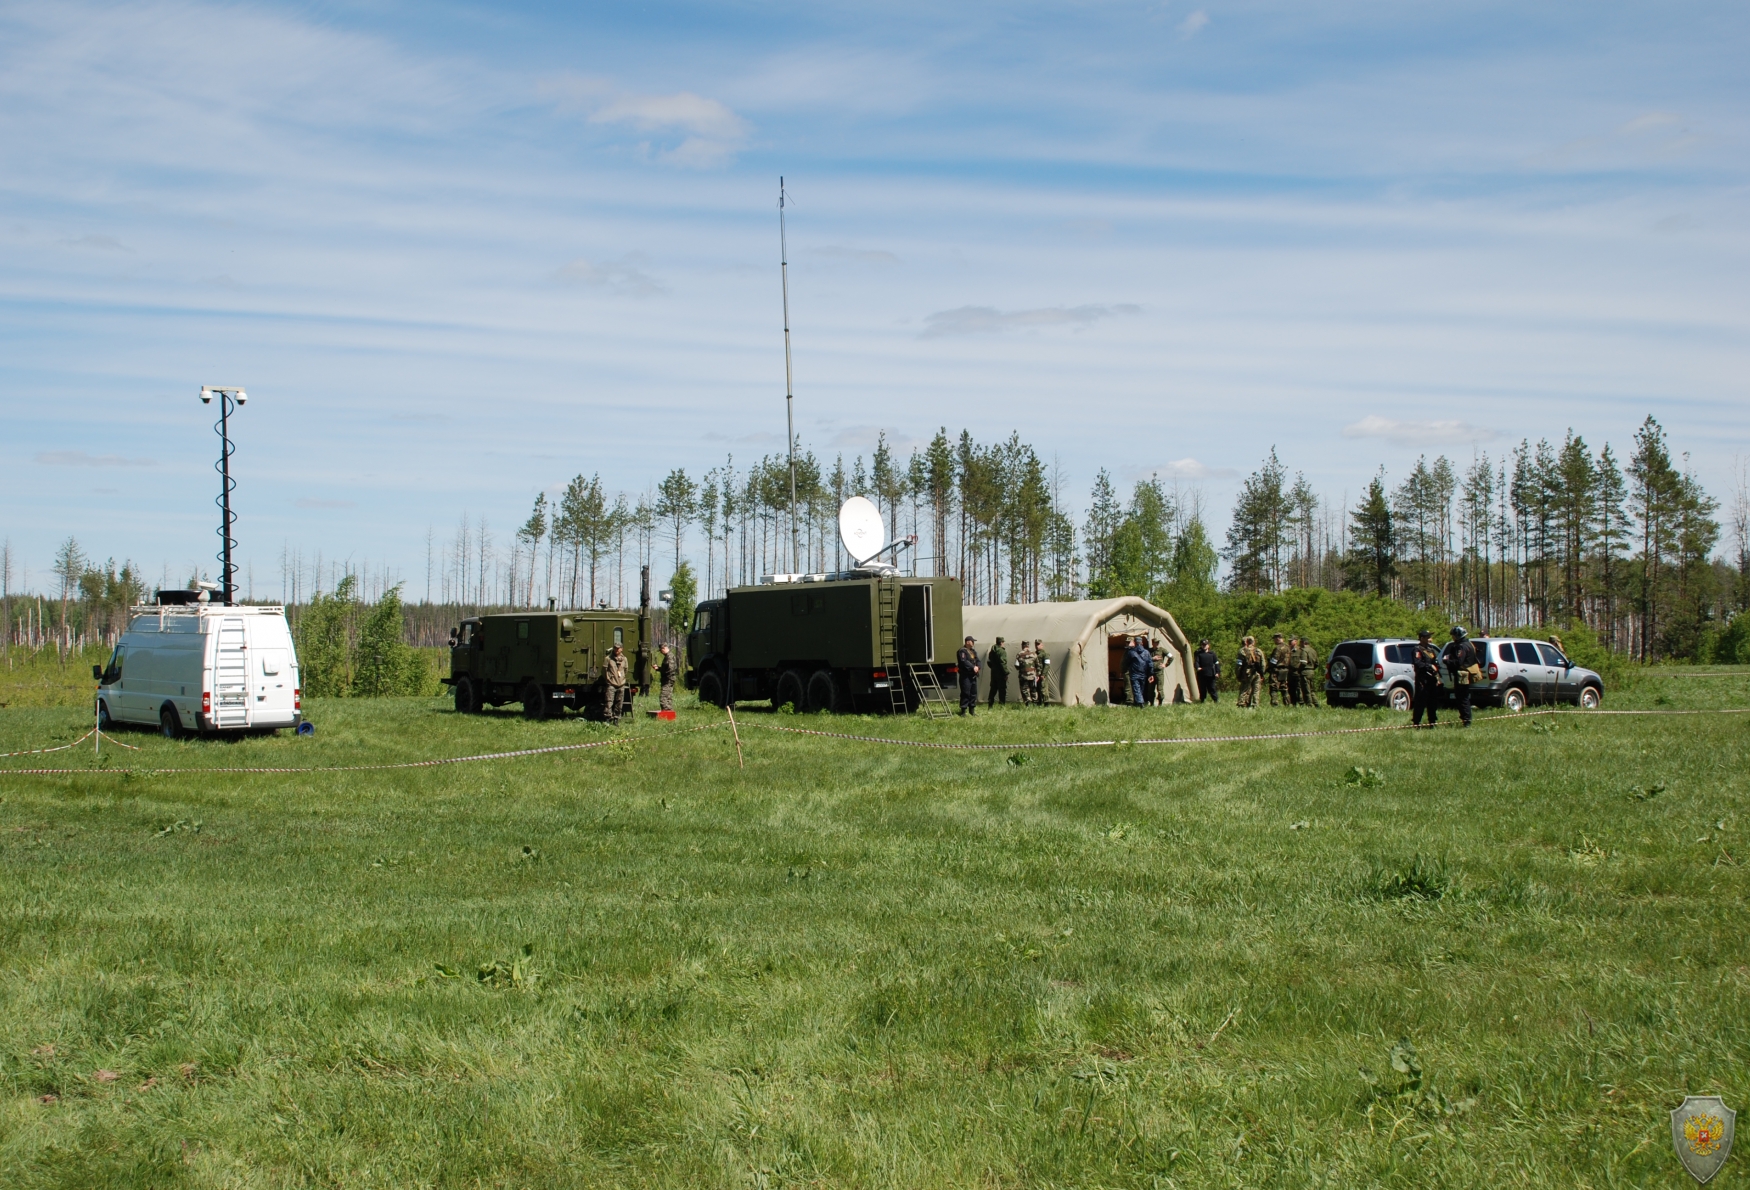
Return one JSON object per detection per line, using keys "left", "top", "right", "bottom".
{"left": 876, "top": 577, "right": 907, "bottom": 715}
{"left": 906, "top": 663, "right": 955, "bottom": 719}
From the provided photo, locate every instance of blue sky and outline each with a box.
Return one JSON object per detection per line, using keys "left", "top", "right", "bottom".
{"left": 2, "top": 0, "right": 1746, "bottom": 594}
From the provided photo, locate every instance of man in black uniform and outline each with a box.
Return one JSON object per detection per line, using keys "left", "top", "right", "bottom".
{"left": 1440, "top": 625, "right": 1480, "bottom": 727}
{"left": 957, "top": 636, "right": 981, "bottom": 716}
{"left": 1192, "top": 638, "right": 1220, "bottom": 702}
{"left": 1409, "top": 628, "right": 1441, "bottom": 727}
{"left": 987, "top": 636, "right": 1010, "bottom": 707}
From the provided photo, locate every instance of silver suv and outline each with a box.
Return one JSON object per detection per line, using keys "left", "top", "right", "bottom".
{"left": 1324, "top": 638, "right": 1420, "bottom": 710}
{"left": 1442, "top": 637, "right": 1604, "bottom": 712}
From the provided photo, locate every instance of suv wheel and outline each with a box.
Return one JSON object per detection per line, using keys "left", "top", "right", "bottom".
{"left": 1503, "top": 686, "right": 1528, "bottom": 713}
{"left": 1328, "top": 656, "right": 1355, "bottom": 686}
{"left": 1388, "top": 685, "right": 1411, "bottom": 712}
{"left": 1579, "top": 685, "right": 1601, "bottom": 710}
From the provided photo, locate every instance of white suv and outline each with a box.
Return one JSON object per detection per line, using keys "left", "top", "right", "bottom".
{"left": 1324, "top": 638, "right": 1420, "bottom": 710}
{"left": 1443, "top": 637, "right": 1603, "bottom": 712}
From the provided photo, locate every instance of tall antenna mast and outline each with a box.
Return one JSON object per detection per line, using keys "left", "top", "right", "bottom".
{"left": 779, "top": 177, "right": 800, "bottom": 573}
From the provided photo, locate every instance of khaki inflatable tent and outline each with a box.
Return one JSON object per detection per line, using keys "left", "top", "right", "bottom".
{"left": 960, "top": 597, "right": 1194, "bottom": 706}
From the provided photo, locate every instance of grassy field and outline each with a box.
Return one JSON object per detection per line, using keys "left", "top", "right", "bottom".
{"left": 1, "top": 669, "right": 1746, "bottom": 1188}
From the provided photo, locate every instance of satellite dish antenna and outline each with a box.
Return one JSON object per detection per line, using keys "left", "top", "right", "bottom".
{"left": 838, "top": 496, "right": 886, "bottom": 566}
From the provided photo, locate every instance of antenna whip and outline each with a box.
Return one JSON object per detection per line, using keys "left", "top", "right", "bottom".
{"left": 779, "top": 177, "right": 800, "bottom": 573}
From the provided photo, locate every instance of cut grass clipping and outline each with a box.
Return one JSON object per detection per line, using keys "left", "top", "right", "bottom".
{"left": 1, "top": 668, "right": 1747, "bottom": 1187}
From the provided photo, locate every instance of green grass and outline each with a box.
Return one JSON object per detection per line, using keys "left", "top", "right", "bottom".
{"left": 1, "top": 672, "right": 1747, "bottom": 1187}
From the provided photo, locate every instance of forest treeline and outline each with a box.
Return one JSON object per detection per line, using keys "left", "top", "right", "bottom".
{"left": 6, "top": 415, "right": 1748, "bottom": 671}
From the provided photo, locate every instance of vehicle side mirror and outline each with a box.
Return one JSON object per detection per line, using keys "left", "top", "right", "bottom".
{"left": 92, "top": 664, "right": 103, "bottom": 680}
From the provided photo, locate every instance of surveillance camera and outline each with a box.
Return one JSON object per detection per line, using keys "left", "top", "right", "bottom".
{"left": 199, "top": 386, "right": 213, "bottom": 404}
{"left": 236, "top": 390, "right": 247, "bottom": 404}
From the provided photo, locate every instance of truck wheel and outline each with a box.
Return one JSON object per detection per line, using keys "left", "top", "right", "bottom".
{"left": 522, "top": 681, "right": 549, "bottom": 720}
{"left": 159, "top": 704, "right": 182, "bottom": 740}
{"left": 454, "top": 677, "right": 481, "bottom": 714}
{"left": 697, "top": 669, "right": 725, "bottom": 708}
{"left": 805, "top": 669, "right": 844, "bottom": 714}
{"left": 773, "top": 669, "right": 805, "bottom": 711}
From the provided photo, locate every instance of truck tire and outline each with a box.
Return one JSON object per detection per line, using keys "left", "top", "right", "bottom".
{"left": 773, "top": 668, "right": 805, "bottom": 712}
{"left": 697, "top": 668, "right": 725, "bottom": 708}
{"left": 160, "top": 704, "right": 182, "bottom": 740}
{"left": 805, "top": 669, "right": 845, "bottom": 714}
{"left": 522, "top": 681, "right": 549, "bottom": 720}
{"left": 454, "top": 676, "right": 481, "bottom": 714}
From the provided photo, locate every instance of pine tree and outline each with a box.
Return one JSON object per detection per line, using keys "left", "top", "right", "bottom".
{"left": 1083, "top": 470, "right": 1121, "bottom": 598}
{"left": 1346, "top": 473, "right": 1395, "bottom": 597}
{"left": 1224, "top": 448, "right": 1291, "bottom": 594}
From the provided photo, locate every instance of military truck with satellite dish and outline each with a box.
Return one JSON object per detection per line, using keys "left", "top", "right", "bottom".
{"left": 686, "top": 497, "right": 963, "bottom": 713}
{"left": 443, "top": 567, "right": 657, "bottom": 719}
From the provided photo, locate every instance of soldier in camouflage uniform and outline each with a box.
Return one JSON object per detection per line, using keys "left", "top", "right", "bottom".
{"left": 604, "top": 642, "right": 630, "bottom": 725}
{"left": 1032, "top": 639, "right": 1050, "bottom": 705}
{"left": 1016, "top": 641, "right": 1039, "bottom": 706}
{"left": 1267, "top": 633, "right": 1292, "bottom": 707}
{"left": 1150, "top": 638, "right": 1170, "bottom": 704}
{"left": 1295, "top": 637, "right": 1321, "bottom": 706}
{"left": 1237, "top": 636, "right": 1265, "bottom": 708}
{"left": 655, "top": 642, "right": 678, "bottom": 712}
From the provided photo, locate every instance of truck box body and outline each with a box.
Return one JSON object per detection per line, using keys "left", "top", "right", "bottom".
{"left": 686, "top": 574, "right": 963, "bottom": 712}
{"left": 443, "top": 608, "right": 655, "bottom": 718}
{"left": 98, "top": 603, "right": 302, "bottom": 735}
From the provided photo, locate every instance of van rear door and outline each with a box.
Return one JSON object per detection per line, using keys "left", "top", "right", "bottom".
{"left": 212, "top": 617, "right": 251, "bottom": 728}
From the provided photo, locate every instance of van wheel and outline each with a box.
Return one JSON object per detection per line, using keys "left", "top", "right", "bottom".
{"left": 805, "top": 669, "right": 844, "bottom": 714}
{"left": 773, "top": 669, "right": 805, "bottom": 711}
{"left": 697, "top": 669, "right": 725, "bottom": 708}
{"left": 522, "top": 681, "right": 549, "bottom": 721}
{"left": 159, "top": 704, "right": 182, "bottom": 740}
{"left": 1579, "top": 685, "right": 1601, "bottom": 709}
{"left": 1503, "top": 686, "right": 1527, "bottom": 713}
{"left": 98, "top": 701, "right": 115, "bottom": 732}
{"left": 454, "top": 677, "right": 480, "bottom": 714}
{"left": 1388, "top": 685, "right": 1411, "bottom": 712}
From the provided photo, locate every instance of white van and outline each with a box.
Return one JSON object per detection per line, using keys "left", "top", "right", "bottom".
{"left": 95, "top": 597, "right": 302, "bottom": 737}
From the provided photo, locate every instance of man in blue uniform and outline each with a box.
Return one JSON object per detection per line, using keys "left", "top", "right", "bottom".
{"left": 1124, "top": 635, "right": 1154, "bottom": 708}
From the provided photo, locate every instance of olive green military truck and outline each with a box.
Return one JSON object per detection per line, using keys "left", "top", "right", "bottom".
{"left": 443, "top": 598, "right": 656, "bottom": 720}
{"left": 685, "top": 573, "right": 963, "bottom": 713}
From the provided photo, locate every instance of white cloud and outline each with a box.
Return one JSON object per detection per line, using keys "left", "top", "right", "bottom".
{"left": 551, "top": 254, "right": 666, "bottom": 297}
{"left": 35, "top": 450, "right": 154, "bottom": 467}
{"left": 1342, "top": 416, "right": 1498, "bottom": 448}
{"left": 1179, "top": 10, "right": 1209, "bottom": 38}
{"left": 61, "top": 234, "right": 131, "bottom": 252}
{"left": 807, "top": 245, "right": 900, "bottom": 266}
{"left": 1141, "top": 458, "right": 1236, "bottom": 481}
{"left": 920, "top": 303, "right": 1140, "bottom": 338}
{"left": 544, "top": 75, "right": 748, "bottom": 166}
{"left": 1619, "top": 111, "right": 1680, "bottom": 135}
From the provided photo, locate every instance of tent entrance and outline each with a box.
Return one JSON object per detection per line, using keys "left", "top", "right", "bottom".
{"left": 1106, "top": 634, "right": 1130, "bottom": 704}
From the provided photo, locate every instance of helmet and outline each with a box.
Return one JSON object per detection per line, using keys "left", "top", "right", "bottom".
{"left": 1450, "top": 625, "right": 1468, "bottom": 640}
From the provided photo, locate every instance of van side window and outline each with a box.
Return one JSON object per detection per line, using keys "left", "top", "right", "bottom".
{"left": 1513, "top": 643, "right": 1541, "bottom": 664}
{"left": 108, "top": 646, "right": 125, "bottom": 680}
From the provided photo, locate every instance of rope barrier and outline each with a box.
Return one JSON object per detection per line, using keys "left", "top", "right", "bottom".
{"left": 0, "top": 727, "right": 137, "bottom": 759}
